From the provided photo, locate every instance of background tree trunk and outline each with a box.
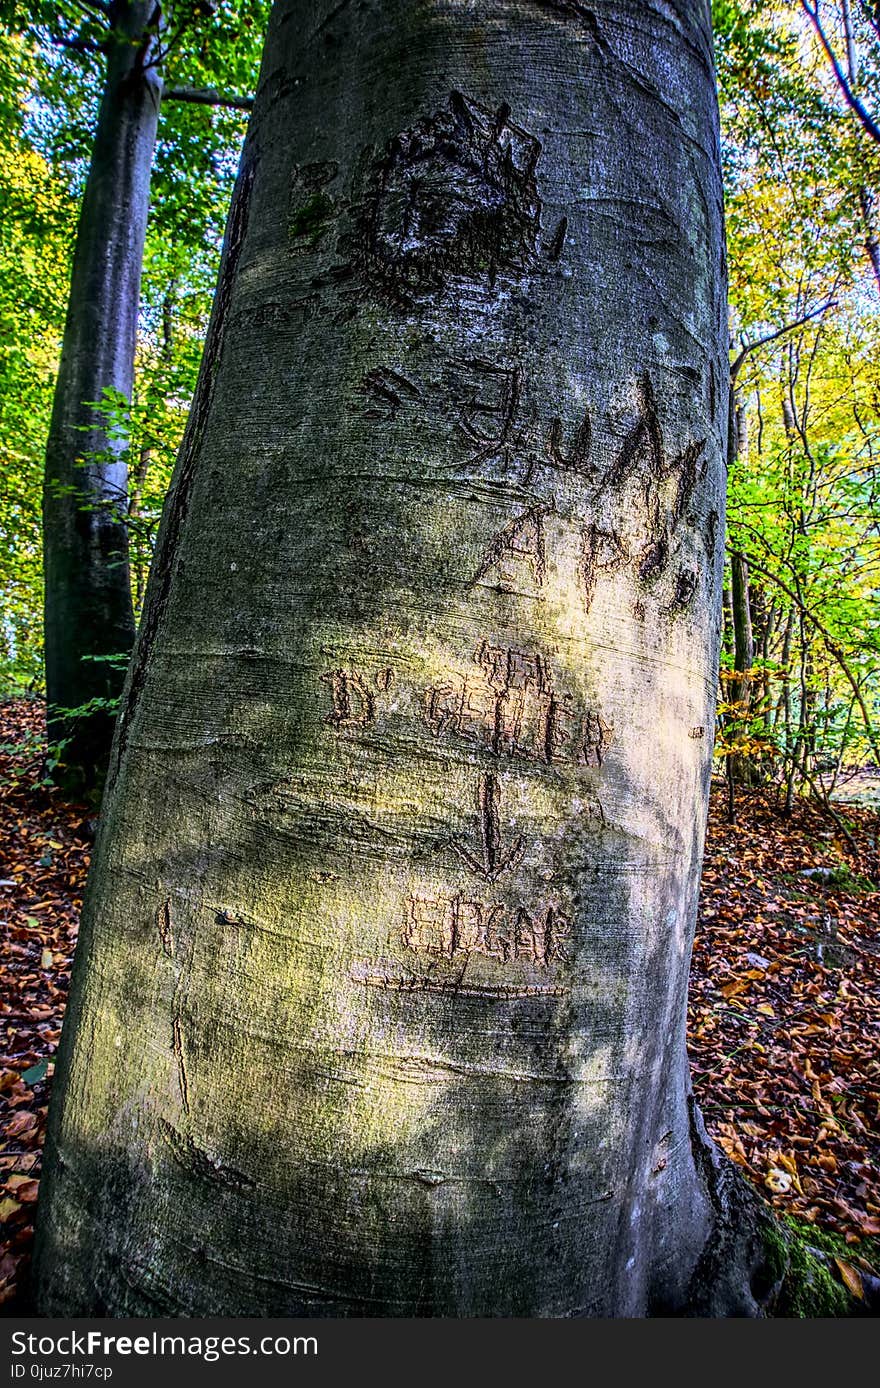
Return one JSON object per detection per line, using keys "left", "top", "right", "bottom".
{"left": 41, "top": 0, "right": 162, "bottom": 800}
{"left": 35, "top": 0, "right": 772, "bottom": 1317}
{"left": 729, "top": 400, "right": 753, "bottom": 716}
{"left": 730, "top": 549, "right": 754, "bottom": 782}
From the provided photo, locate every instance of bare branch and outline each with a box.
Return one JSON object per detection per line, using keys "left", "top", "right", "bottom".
{"left": 729, "top": 299, "right": 837, "bottom": 384}
{"left": 162, "top": 86, "right": 253, "bottom": 112}
{"left": 801, "top": 0, "right": 880, "bottom": 145}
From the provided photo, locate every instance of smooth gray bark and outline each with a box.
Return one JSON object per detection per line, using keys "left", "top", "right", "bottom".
{"left": 42, "top": 1, "right": 162, "bottom": 799}
{"left": 36, "top": 0, "right": 773, "bottom": 1317}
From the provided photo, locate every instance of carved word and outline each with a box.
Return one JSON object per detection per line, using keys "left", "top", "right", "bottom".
{"left": 424, "top": 642, "right": 613, "bottom": 768}
{"left": 402, "top": 894, "right": 569, "bottom": 966}
{"left": 468, "top": 372, "right": 706, "bottom": 611}
{"left": 352, "top": 360, "right": 711, "bottom": 616}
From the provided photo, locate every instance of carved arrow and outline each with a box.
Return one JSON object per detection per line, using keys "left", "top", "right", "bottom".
{"left": 444, "top": 771, "right": 525, "bottom": 882}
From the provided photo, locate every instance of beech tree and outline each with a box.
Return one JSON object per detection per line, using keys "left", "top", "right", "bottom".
{"left": 35, "top": 0, "right": 781, "bottom": 1316}
{"left": 25, "top": 0, "right": 262, "bottom": 798}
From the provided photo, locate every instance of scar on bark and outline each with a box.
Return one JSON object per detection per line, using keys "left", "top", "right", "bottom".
{"left": 548, "top": 402, "right": 591, "bottom": 472}
{"left": 664, "top": 566, "right": 698, "bottom": 614}
{"left": 444, "top": 771, "right": 526, "bottom": 882}
{"left": 172, "top": 1014, "right": 190, "bottom": 1115}
{"left": 704, "top": 507, "right": 719, "bottom": 559}
{"left": 350, "top": 91, "right": 542, "bottom": 307}
{"left": 604, "top": 373, "right": 707, "bottom": 593}
{"left": 357, "top": 366, "right": 421, "bottom": 421}
{"left": 579, "top": 523, "right": 628, "bottom": 613}
{"left": 546, "top": 215, "right": 568, "bottom": 260}
{"left": 321, "top": 668, "right": 375, "bottom": 729}
{"left": 357, "top": 971, "right": 568, "bottom": 999}
{"left": 525, "top": 0, "right": 615, "bottom": 58}
{"left": 669, "top": 438, "right": 707, "bottom": 528}
{"left": 606, "top": 373, "right": 664, "bottom": 490}
{"left": 638, "top": 534, "right": 669, "bottom": 584}
{"left": 160, "top": 1120, "right": 254, "bottom": 1191}
{"left": 157, "top": 898, "right": 174, "bottom": 957}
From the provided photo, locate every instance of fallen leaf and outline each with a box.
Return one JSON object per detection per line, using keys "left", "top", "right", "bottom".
{"left": 834, "top": 1257, "right": 864, "bottom": 1300}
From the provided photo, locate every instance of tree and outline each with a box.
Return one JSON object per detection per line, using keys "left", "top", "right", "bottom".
{"left": 8, "top": 0, "right": 263, "bottom": 799}
{"left": 39, "top": 1, "right": 161, "bottom": 801}
{"left": 0, "top": 13, "right": 259, "bottom": 703}
{"left": 34, "top": 0, "right": 782, "bottom": 1316}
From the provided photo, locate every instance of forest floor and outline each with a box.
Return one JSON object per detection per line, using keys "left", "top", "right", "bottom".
{"left": 1, "top": 697, "right": 879, "bottom": 1311}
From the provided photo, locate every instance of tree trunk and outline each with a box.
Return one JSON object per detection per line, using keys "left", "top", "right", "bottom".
{"left": 729, "top": 549, "right": 754, "bottom": 782}
{"left": 760, "top": 598, "right": 776, "bottom": 741}
{"left": 41, "top": 0, "right": 163, "bottom": 800}
{"left": 729, "top": 546, "right": 752, "bottom": 706}
{"left": 35, "top": 0, "right": 775, "bottom": 1317}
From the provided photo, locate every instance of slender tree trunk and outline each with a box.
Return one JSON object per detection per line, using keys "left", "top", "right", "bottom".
{"left": 760, "top": 598, "right": 776, "bottom": 737}
{"left": 858, "top": 188, "right": 880, "bottom": 293}
{"left": 36, "top": 0, "right": 777, "bottom": 1317}
{"left": 774, "top": 607, "right": 793, "bottom": 733}
{"left": 129, "top": 285, "right": 177, "bottom": 608}
{"left": 722, "top": 583, "right": 733, "bottom": 655}
{"left": 730, "top": 553, "right": 753, "bottom": 711}
{"left": 729, "top": 550, "right": 753, "bottom": 784}
{"left": 41, "top": 0, "right": 163, "bottom": 800}
{"left": 128, "top": 444, "right": 154, "bottom": 610}
{"left": 781, "top": 608, "right": 795, "bottom": 811}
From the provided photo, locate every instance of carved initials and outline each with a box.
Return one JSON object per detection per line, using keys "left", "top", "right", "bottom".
{"left": 321, "top": 669, "right": 375, "bottom": 729}
{"left": 471, "top": 506, "right": 547, "bottom": 589}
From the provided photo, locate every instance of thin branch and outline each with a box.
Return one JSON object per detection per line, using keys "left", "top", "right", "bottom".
{"left": 801, "top": 0, "right": 880, "bottom": 145}
{"left": 781, "top": 743, "right": 861, "bottom": 855}
{"left": 728, "top": 548, "right": 880, "bottom": 766}
{"left": 68, "top": 0, "right": 111, "bottom": 20}
{"left": 162, "top": 86, "right": 254, "bottom": 111}
{"left": 729, "top": 299, "right": 837, "bottom": 384}
{"left": 142, "top": 10, "right": 196, "bottom": 70}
